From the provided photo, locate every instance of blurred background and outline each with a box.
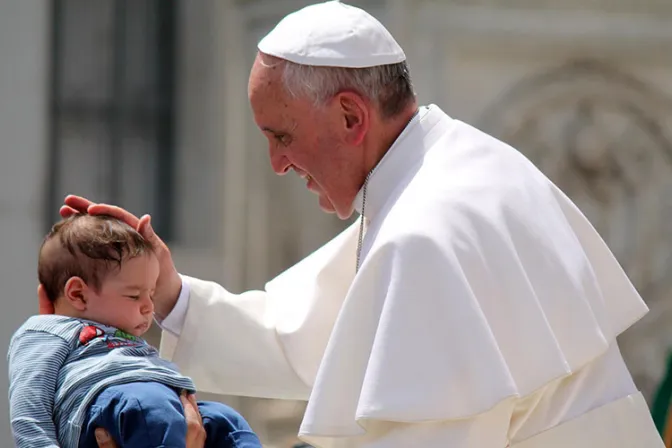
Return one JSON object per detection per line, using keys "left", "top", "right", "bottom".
{"left": 1, "top": 0, "right": 672, "bottom": 446}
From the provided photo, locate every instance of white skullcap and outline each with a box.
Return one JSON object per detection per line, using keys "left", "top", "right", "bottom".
{"left": 257, "top": 1, "right": 406, "bottom": 68}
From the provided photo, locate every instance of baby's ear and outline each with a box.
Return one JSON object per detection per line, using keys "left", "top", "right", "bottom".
{"left": 64, "top": 277, "right": 89, "bottom": 311}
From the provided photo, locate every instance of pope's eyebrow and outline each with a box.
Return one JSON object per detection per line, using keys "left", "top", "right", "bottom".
{"left": 262, "top": 120, "right": 297, "bottom": 135}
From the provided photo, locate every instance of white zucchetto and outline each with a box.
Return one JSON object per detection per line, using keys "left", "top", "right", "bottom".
{"left": 257, "top": 1, "right": 406, "bottom": 68}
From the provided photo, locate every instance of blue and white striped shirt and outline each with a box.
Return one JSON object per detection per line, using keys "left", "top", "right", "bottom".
{"left": 7, "top": 315, "right": 195, "bottom": 447}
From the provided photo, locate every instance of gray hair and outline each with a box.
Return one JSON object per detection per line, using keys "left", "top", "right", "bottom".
{"left": 279, "top": 60, "right": 416, "bottom": 119}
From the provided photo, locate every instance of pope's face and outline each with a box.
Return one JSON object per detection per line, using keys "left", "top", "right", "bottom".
{"left": 247, "top": 55, "right": 367, "bottom": 220}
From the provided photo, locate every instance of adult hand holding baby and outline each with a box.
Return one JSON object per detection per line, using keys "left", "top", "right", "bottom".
{"left": 94, "top": 393, "right": 206, "bottom": 447}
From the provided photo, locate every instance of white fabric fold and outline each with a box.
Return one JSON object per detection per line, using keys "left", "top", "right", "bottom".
{"left": 512, "top": 392, "right": 663, "bottom": 447}
{"left": 293, "top": 106, "right": 649, "bottom": 441}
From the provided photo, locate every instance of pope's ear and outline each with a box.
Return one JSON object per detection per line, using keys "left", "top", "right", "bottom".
{"left": 336, "top": 91, "right": 369, "bottom": 145}
{"left": 63, "top": 277, "right": 89, "bottom": 311}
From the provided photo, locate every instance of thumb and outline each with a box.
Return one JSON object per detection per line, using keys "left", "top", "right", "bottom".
{"left": 95, "top": 428, "right": 117, "bottom": 447}
{"left": 137, "top": 214, "right": 157, "bottom": 242}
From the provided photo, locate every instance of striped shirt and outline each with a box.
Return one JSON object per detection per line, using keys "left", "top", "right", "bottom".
{"left": 7, "top": 315, "right": 195, "bottom": 448}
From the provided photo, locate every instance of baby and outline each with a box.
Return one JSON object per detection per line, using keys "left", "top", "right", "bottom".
{"left": 8, "top": 214, "right": 263, "bottom": 448}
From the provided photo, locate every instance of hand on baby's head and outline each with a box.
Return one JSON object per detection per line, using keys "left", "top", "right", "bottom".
{"left": 38, "top": 214, "right": 159, "bottom": 336}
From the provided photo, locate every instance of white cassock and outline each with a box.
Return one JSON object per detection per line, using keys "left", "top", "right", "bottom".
{"left": 159, "top": 105, "right": 663, "bottom": 447}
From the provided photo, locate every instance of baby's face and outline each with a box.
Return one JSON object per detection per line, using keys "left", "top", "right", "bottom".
{"left": 84, "top": 253, "right": 160, "bottom": 337}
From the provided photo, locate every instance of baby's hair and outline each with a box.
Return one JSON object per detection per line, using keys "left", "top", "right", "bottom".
{"left": 38, "top": 214, "right": 155, "bottom": 302}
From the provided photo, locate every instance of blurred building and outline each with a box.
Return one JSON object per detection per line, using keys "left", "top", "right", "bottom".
{"left": 1, "top": 0, "right": 671, "bottom": 446}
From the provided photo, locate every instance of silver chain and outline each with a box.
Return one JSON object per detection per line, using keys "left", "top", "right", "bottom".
{"left": 355, "top": 109, "right": 420, "bottom": 273}
{"left": 355, "top": 171, "right": 372, "bottom": 272}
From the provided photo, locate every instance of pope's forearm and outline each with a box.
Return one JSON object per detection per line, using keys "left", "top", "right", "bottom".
{"left": 155, "top": 271, "right": 183, "bottom": 320}
{"left": 164, "top": 276, "right": 312, "bottom": 400}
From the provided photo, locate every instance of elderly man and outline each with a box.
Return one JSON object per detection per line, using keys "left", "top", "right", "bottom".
{"left": 56, "top": 1, "right": 663, "bottom": 447}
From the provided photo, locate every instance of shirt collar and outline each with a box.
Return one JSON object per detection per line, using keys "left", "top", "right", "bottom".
{"left": 352, "top": 104, "right": 449, "bottom": 220}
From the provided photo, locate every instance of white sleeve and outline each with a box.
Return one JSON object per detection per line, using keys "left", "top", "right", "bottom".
{"left": 155, "top": 275, "right": 191, "bottom": 336}
{"left": 160, "top": 276, "right": 312, "bottom": 400}
{"left": 158, "top": 222, "right": 360, "bottom": 401}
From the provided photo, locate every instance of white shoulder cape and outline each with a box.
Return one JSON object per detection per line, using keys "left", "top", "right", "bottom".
{"left": 265, "top": 106, "right": 649, "bottom": 443}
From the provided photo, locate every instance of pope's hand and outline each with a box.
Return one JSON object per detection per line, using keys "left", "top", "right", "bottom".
{"left": 59, "top": 195, "right": 183, "bottom": 319}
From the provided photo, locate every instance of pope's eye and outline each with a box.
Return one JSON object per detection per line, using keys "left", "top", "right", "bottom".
{"left": 275, "top": 134, "right": 291, "bottom": 145}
